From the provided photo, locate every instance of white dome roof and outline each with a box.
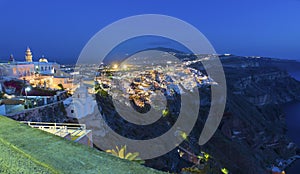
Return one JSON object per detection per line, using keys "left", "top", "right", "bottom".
{"left": 39, "top": 57, "right": 48, "bottom": 63}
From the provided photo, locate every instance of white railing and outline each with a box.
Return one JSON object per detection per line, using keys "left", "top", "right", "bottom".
{"left": 20, "top": 121, "right": 88, "bottom": 138}
{"left": 21, "top": 121, "right": 86, "bottom": 130}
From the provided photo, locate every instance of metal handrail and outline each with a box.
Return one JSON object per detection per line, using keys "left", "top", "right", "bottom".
{"left": 20, "top": 121, "right": 90, "bottom": 141}
{"left": 21, "top": 121, "right": 86, "bottom": 130}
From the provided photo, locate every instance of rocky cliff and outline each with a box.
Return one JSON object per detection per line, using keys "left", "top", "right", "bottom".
{"left": 201, "top": 56, "right": 300, "bottom": 173}
{"left": 98, "top": 55, "right": 299, "bottom": 173}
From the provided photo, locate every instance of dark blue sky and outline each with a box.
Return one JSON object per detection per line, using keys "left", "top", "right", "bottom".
{"left": 0, "top": 0, "right": 300, "bottom": 64}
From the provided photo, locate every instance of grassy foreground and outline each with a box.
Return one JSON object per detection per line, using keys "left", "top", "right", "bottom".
{"left": 0, "top": 116, "right": 163, "bottom": 174}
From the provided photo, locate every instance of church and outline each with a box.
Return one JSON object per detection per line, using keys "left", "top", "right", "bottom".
{"left": 0, "top": 47, "right": 77, "bottom": 91}
{"left": 2, "top": 47, "right": 59, "bottom": 79}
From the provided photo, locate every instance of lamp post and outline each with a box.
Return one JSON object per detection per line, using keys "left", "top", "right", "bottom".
{"left": 25, "top": 86, "right": 31, "bottom": 109}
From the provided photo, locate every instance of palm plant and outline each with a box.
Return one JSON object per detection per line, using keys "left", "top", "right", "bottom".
{"left": 106, "top": 145, "right": 144, "bottom": 164}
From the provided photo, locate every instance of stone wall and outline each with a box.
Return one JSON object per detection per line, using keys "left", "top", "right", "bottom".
{"left": 6, "top": 101, "right": 68, "bottom": 122}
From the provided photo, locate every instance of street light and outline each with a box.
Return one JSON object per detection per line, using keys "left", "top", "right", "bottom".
{"left": 25, "top": 86, "right": 31, "bottom": 108}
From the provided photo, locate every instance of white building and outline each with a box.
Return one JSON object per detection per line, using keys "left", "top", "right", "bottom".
{"left": 0, "top": 47, "right": 59, "bottom": 79}
{"left": 66, "top": 82, "right": 97, "bottom": 119}
{"left": 34, "top": 56, "right": 59, "bottom": 75}
{"left": 0, "top": 54, "right": 35, "bottom": 79}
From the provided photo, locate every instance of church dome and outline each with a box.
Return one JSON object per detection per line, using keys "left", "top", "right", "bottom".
{"left": 39, "top": 56, "right": 48, "bottom": 63}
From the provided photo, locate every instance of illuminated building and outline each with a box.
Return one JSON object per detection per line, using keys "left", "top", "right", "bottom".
{"left": 0, "top": 47, "right": 78, "bottom": 91}
{"left": 2, "top": 47, "right": 59, "bottom": 78}
{"left": 34, "top": 55, "right": 59, "bottom": 75}
{"left": 25, "top": 47, "right": 33, "bottom": 62}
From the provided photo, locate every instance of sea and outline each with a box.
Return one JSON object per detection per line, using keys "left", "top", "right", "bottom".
{"left": 284, "top": 70, "right": 300, "bottom": 174}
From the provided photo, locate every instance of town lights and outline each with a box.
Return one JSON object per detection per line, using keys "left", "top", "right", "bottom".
{"left": 122, "top": 64, "right": 127, "bottom": 69}
{"left": 113, "top": 64, "right": 118, "bottom": 69}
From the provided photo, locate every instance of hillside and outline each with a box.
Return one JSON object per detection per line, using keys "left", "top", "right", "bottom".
{"left": 93, "top": 55, "right": 300, "bottom": 173}
{"left": 0, "top": 116, "right": 163, "bottom": 174}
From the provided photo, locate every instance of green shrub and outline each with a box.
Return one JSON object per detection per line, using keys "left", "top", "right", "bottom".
{"left": 106, "top": 145, "right": 144, "bottom": 164}
{"left": 162, "top": 109, "right": 169, "bottom": 117}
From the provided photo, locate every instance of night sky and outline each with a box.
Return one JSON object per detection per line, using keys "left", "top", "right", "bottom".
{"left": 0, "top": 0, "right": 300, "bottom": 64}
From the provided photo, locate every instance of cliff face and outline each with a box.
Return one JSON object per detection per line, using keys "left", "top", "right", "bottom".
{"left": 230, "top": 67, "right": 300, "bottom": 105}
{"left": 93, "top": 55, "right": 300, "bottom": 173}
{"left": 206, "top": 94, "right": 296, "bottom": 174}
{"left": 205, "top": 56, "right": 300, "bottom": 173}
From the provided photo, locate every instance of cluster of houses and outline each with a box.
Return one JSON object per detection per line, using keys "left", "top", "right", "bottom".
{"left": 96, "top": 63, "right": 215, "bottom": 109}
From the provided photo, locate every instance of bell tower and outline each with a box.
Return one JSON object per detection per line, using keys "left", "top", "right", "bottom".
{"left": 25, "top": 47, "right": 33, "bottom": 62}
{"left": 9, "top": 54, "right": 15, "bottom": 63}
